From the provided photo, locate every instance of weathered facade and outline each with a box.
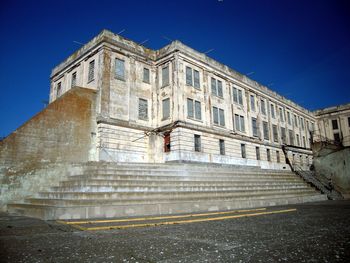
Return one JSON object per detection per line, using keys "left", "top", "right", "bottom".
{"left": 314, "top": 103, "right": 350, "bottom": 147}
{"left": 48, "top": 30, "right": 316, "bottom": 170}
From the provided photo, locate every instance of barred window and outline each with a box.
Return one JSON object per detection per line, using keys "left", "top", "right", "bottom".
{"left": 234, "top": 114, "right": 245, "bottom": 132}
{"left": 266, "top": 149, "right": 271, "bottom": 162}
{"left": 279, "top": 107, "right": 284, "bottom": 122}
{"left": 194, "top": 134, "right": 201, "bottom": 152}
{"left": 233, "top": 88, "right": 243, "bottom": 105}
{"left": 71, "top": 72, "right": 77, "bottom": 88}
{"left": 213, "top": 107, "right": 225, "bottom": 126}
{"left": 56, "top": 82, "right": 62, "bottom": 98}
{"left": 252, "top": 117, "right": 258, "bottom": 137}
{"left": 219, "top": 139, "right": 225, "bottom": 155}
{"left": 256, "top": 147, "right": 260, "bottom": 160}
{"left": 281, "top": 127, "right": 287, "bottom": 144}
{"left": 162, "top": 98, "right": 170, "bottom": 119}
{"left": 193, "top": 70, "right": 200, "bottom": 89}
{"left": 261, "top": 99, "right": 266, "bottom": 115}
{"left": 88, "top": 60, "right": 95, "bottom": 82}
{"left": 143, "top": 68, "right": 150, "bottom": 83}
{"left": 289, "top": 130, "right": 294, "bottom": 145}
{"left": 187, "top": 98, "right": 194, "bottom": 118}
{"left": 186, "top": 66, "right": 192, "bottom": 86}
{"left": 271, "top": 104, "right": 275, "bottom": 118}
{"left": 241, "top": 144, "right": 246, "bottom": 158}
{"left": 138, "top": 98, "right": 148, "bottom": 120}
{"left": 211, "top": 77, "right": 223, "bottom": 97}
{"left": 195, "top": 101, "right": 201, "bottom": 120}
{"left": 250, "top": 95, "right": 255, "bottom": 111}
{"left": 115, "top": 58, "right": 125, "bottom": 80}
{"left": 263, "top": 121, "right": 269, "bottom": 140}
{"left": 273, "top": 125, "right": 278, "bottom": 143}
{"left": 162, "top": 66, "right": 169, "bottom": 87}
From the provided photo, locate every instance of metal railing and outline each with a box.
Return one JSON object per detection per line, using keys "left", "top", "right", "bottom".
{"left": 293, "top": 164, "right": 343, "bottom": 200}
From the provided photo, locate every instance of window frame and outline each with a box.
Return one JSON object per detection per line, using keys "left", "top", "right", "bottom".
{"left": 143, "top": 67, "right": 150, "bottom": 83}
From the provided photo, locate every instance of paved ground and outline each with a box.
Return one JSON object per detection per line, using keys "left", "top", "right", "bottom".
{"left": 1, "top": 200, "right": 350, "bottom": 263}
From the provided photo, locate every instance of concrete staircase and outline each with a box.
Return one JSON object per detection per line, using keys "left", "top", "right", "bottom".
{"left": 7, "top": 162, "right": 327, "bottom": 220}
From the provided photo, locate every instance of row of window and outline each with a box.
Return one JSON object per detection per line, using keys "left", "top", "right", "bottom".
{"left": 193, "top": 134, "right": 281, "bottom": 162}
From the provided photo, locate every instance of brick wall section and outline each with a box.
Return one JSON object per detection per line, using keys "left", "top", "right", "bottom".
{"left": 0, "top": 87, "right": 96, "bottom": 167}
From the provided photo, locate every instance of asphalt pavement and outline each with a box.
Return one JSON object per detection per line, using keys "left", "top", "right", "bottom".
{"left": 1, "top": 200, "right": 350, "bottom": 263}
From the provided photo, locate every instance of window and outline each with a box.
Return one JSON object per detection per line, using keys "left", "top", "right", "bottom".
{"left": 279, "top": 107, "right": 284, "bottom": 122}
{"left": 261, "top": 99, "right": 266, "bottom": 115}
{"left": 71, "top": 72, "right": 77, "bottom": 87}
{"left": 281, "top": 127, "right": 287, "bottom": 144}
{"left": 186, "top": 66, "right": 200, "bottom": 89}
{"left": 219, "top": 139, "right": 225, "bottom": 155}
{"left": 270, "top": 104, "right": 275, "bottom": 118}
{"left": 296, "top": 134, "right": 300, "bottom": 146}
{"left": 332, "top": 119, "right": 338, "bottom": 130}
{"left": 162, "top": 66, "right": 169, "bottom": 87}
{"left": 263, "top": 121, "right": 269, "bottom": 140}
{"left": 334, "top": 133, "right": 340, "bottom": 142}
{"left": 311, "top": 122, "right": 315, "bottom": 132}
{"left": 162, "top": 98, "right": 170, "bottom": 119}
{"left": 115, "top": 58, "right": 125, "bottom": 80}
{"left": 272, "top": 125, "right": 278, "bottom": 143}
{"left": 289, "top": 130, "right": 294, "bottom": 145}
{"left": 56, "top": 82, "right": 62, "bottom": 98}
{"left": 241, "top": 144, "right": 246, "bottom": 158}
{"left": 233, "top": 87, "right": 243, "bottom": 105}
{"left": 306, "top": 120, "right": 309, "bottom": 132}
{"left": 303, "top": 136, "right": 306, "bottom": 148}
{"left": 211, "top": 78, "right": 223, "bottom": 97}
{"left": 250, "top": 95, "right": 255, "bottom": 111}
{"left": 194, "top": 134, "right": 201, "bottom": 152}
{"left": 294, "top": 115, "right": 298, "bottom": 127}
{"left": 234, "top": 114, "right": 245, "bottom": 132}
{"left": 256, "top": 147, "right": 260, "bottom": 160}
{"left": 266, "top": 149, "right": 271, "bottom": 162}
{"left": 276, "top": 151, "right": 280, "bottom": 163}
{"left": 187, "top": 99, "right": 201, "bottom": 120}
{"left": 301, "top": 117, "right": 304, "bottom": 130}
{"left": 287, "top": 112, "right": 291, "bottom": 125}
{"left": 143, "top": 68, "right": 150, "bottom": 83}
{"left": 138, "top": 98, "right": 148, "bottom": 120}
{"left": 252, "top": 117, "right": 258, "bottom": 137}
{"left": 213, "top": 107, "right": 225, "bottom": 126}
{"left": 88, "top": 60, "right": 95, "bottom": 82}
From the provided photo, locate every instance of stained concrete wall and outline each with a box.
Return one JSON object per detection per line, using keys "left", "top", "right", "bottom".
{"left": 0, "top": 87, "right": 97, "bottom": 168}
{"left": 314, "top": 148, "right": 350, "bottom": 198}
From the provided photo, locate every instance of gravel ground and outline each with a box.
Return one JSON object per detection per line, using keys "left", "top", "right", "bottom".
{"left": 1, "top": 200, "right": 350, "bottom": 263}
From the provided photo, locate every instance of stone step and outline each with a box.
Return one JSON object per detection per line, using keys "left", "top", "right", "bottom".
{"left": 49, "top": 184, "right": 309, "bottom": 192}
{"left": 67, "top": 173, "right": 299, "bottom": 182}
{"left": 36, "top": 188, "right": 316, "bottom": 200}
{"left": 81, "top": 168, "right": 294, "bottom": 176}
{"left": 58, "top": 179, "right": 306, "bottom": 188}
{"left": 8, "top": 193, "right": 327, "bottom": 220}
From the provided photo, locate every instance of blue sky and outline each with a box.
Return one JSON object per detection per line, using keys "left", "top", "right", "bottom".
{"left": 0, "top": 0, "right": 349, "bottom": 137}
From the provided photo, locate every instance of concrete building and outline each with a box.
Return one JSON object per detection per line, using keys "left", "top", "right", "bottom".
{"left": 46, "top": 30, "right": 316, "bottom": 169}
{"left": 313, "top": 103, "right": 350, "bottom": 147}
{"left": 0, "top": 30, "right": 331, "bottom": 219}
